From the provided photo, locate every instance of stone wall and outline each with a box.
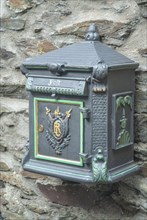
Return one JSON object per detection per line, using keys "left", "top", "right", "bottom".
{"left": 0, "top": 0, "right": 147, "bottom": 219}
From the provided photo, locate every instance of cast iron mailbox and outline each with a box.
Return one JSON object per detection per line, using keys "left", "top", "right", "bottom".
{"left": 21, "top": 24, "right": 139, "bottom": 183}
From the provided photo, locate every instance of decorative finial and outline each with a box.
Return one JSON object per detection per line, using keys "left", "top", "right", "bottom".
{"left": 85, "top": 24, "right": 100, "bottom": 41}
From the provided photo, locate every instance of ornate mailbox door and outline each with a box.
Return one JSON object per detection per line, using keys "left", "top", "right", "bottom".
{"left": 34, "top": 97, "right": 84, "bottom": 166}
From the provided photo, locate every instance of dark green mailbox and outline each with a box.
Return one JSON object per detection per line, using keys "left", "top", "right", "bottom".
{"left": 21, "top": 24, "right": 139, "bottom": 183}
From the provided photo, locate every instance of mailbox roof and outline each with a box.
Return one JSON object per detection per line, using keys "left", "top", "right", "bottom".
{"left": 23, "top": 41, "right": 137, "bottom": 69}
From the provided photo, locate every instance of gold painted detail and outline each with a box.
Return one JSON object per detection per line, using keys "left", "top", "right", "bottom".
{"left": 45, "top": 106, "right": 72, "bottom": 155}
{"left": 45, "top": 107, "right": 51, "bottom": 115}
{"left": 66, "top": 108, "right": 72, "bottom": 118}
{"left": 46, "top": 106, "right": 72, "bottom": 118}
{"left": 54, "top": 120, "right": 62, "bottom": 138}
{"left": 54, "top": 106, "right": 60, "bottom": 117}
{"left": 38, "top": 124, "right": 44, "bottom": 133}
{"left": 93, "top": 83, "right": 106, "bottom": 93}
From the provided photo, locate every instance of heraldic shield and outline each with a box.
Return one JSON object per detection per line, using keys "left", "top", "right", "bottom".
{"left": 45, "top": 106, "right": 72, "bottom": 155}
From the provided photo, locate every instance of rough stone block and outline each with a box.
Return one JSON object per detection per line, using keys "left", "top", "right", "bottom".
{"left": 135, "top": 84, "right": 147, "bottom": 113}
{"left": 0, "top": 162, "right": 10, "bottom": 171}
{"left": 135, "top": 114, "right": 147, "bottom": 143}
{"left": 134, "top": 143, "right": 147, "bottom": 157}
{"left": 118, "top": 20, "right": 147, "bottom": 71}
{"left": 15, "top": 38, "right": 57, "bottom": 56}
{"left": 0, "top": 97, "right": 29, "bottom": 151}
{"left": 0, "top": 0, "right": 12, "bottom": 19}
{"left": 140, "top": 162, "right": 147, "bottom": 177}
{"left": 0, "top": 65, "right": 27, "bottom": 99}
{"left": 0, "top": 18, "right": 26, "bottom": 31}
{"left": 37, "top": 39, "right": 57, "bottom": 53}
{"left": 0, "top": 48, "right": 15, "bottom": 60}
{"left": 135, "top": 71, "right": 147, "bottom": 86}
{"left": 37, "top": 182, "right": 114, "bottom": 210}
{"left": 6, "top": 0, "right": 44, "bottom": 13}
{"left": 133, "top": 212, "right": 147, "bottom": 220}
{"left": 0, "top": 97, "right": 28, "bottom": 114}
{"left": 21, "top": 170, "right": 48, "bottom": 180}
{"left": 122, "top": 175, "right": 147, "bottom": 197}
{"left": 0, "top": 172, "right": 36, "bottom": 195}
{"left": 135, "top": 0, "right": 147, "bottom": 18}
{"left": 118, "top": 183, "right": 146, "bottom": 212}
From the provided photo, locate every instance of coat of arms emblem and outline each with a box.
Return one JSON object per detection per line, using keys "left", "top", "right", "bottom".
{"left": 45, "top": 106, "right": 72, "bottom": 155}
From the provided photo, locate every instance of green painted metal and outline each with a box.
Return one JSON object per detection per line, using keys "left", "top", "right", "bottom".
{"left": 92, "top": 147, "right": 108, "bottom": 183}
{"left": 116, "top": 95, "right": 132, "bottom": 149}
{"left": 25, "top": 65, "right": 48, "bottom": 70}
{"left": 26, "top": 77, "right": 87, "bottom": 96}
{"left": 116, "top": 116, "right": 131, "bottom": 147}
{"left": 26, "top": 85, "right": 84, "bottom": 96}
{"left": 24, "top": 65, "right": 92, "bottom": 72}
{"left": 116, "top": 95, "right": 132, "bottom": 110}
{"left": 110, "top": 164, "right": 139, "bottom": 178}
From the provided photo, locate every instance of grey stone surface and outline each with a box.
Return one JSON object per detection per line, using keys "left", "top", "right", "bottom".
{"left": 135, "top": 0, "right": 147, "bottom": 18}
{"left": 0, "top": 48, "right": 15, "bottom": 60}
{"left": 122, "top": 175, "right": 147, "bottom": 197}
{"left": 135, "top": 114, "right": 147, "bottom": 143}
{"left": 135, "top": 84, "right": 147, "bottom": 113}
{"left": 0, "top": 97, "right": 29, "bottom": 152}
{"left": 0, "top": 0, "right": 146, "bottom": 219}
{"left": 0, "top": 18, "right": 26, "bottom": 31}
{"left": 0, "top": 97, "right": 28, "bottom": 114}
{"left": 133, "top": 212, "right": 147, "bottom": 220}
{"left": 0, "top": 162, "right": 10, "bottom": 171}
{"left": 6, "top": 0, "right": 44, "bottom": 14}
{"left": 117, "top": 20, "right": 147, "bottom": 71}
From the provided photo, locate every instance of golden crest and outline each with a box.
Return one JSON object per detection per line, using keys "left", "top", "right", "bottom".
{"left": 45, "top": 106, "right": 72, "bottom": 154}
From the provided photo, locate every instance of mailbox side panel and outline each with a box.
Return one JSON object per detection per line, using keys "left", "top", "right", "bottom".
{"left": 107, "top": 69, "right": 138, "bottom": 181}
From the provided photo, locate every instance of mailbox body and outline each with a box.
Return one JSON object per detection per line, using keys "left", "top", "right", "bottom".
{"left": 21, "top": 39, "right": 139, "bottom": 183}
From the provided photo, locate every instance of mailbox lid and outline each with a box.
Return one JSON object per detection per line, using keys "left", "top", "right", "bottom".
{"left": 21, "top": 40, "right": 137, "bottom": 75}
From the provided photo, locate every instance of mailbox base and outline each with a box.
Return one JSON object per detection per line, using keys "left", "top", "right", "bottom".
{"left": 109, "top": 162, "right": 139, "bottom": 182}
{"left": 22, "top": 152, "right": 139, "bottom": 183}
{"left": 23, "top": 158, "right": 94, "bottom": 183}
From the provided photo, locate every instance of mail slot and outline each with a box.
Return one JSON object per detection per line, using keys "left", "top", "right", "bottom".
{"left": 21, "top": 24, "right": 139, "bottom": 183}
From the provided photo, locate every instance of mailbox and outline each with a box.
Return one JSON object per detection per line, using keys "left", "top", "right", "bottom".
{"left": 21, "top": 24, "right": 139, "bottom": 183}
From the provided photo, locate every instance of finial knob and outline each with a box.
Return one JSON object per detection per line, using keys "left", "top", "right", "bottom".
{"left": 85, "top": 24, "right": 100, "bottom": 41}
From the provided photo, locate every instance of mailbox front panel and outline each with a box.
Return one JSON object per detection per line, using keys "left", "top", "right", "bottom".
{"left": 33, "top": 97, "right": 84, "bottom": 166}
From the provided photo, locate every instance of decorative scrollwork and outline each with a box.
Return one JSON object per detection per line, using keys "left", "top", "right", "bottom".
{"left": 116, "top": 95, "right": 132, "bottom": 110}
{"left": 116, "top": 116, "right": 130, "bottom": 147}
{"left": 47, "top": 63, "right": 66, "bottom": 75}
{"left": 92, "top": 147, "right": 108, "bottom": 183}
{"left": 26, "top": 77, "right": 33, "bottom": 90}
{"left": 93, "top": 60, "right": 108, "bottom": 81}
{"left": 85, "top": 23, "right": 100, "bottom": 41}
{"left": 116, "top": 95, "right": 132, "bottom": 148}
